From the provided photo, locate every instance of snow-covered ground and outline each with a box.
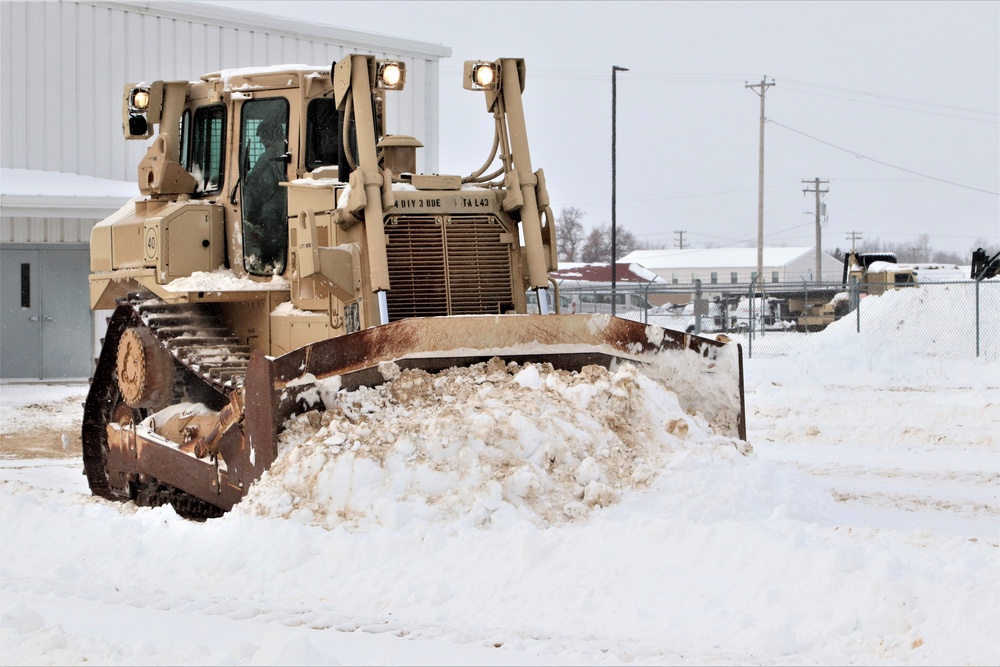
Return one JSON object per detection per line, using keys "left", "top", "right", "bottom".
{"left": 1, "top": 286, "right": 998, "bottom": 666}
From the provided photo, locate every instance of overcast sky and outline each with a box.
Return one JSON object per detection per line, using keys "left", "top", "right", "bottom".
{"left": 202, "top": 0, "right": 998, "bottom": 256}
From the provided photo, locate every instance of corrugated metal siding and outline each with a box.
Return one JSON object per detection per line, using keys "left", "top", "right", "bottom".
{"left": 1, "top": 0, "right": 444, "bottom": 183}
{"left": 1, "top": 217, "right": 98, "bottom": 244}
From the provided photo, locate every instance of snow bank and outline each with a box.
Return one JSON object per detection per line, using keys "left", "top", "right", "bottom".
{"left": 237, "top": 359, "right": 750, "bottom": 531}
{"left": 750, "top": 283, "right": 1000, "bottom": 388}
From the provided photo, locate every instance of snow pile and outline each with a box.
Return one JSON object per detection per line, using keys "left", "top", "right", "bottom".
{"left": 747, "top": 283, "right": 1000, "bottom": 390}
{"left": 829, "top": 282, "right": 998, "bottom": 360}
{"left": 238, "top": 359, "right": 747, "bottom": 530}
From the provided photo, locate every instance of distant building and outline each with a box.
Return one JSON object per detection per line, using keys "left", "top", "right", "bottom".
{"left": 546, "top": 263, "right": 666, "bottom": 314}
{"left": 620, "top": 247, "right": 842, "bottom": 286}
{"left": 550, "top": 262, "right": 668, "bottom": 288}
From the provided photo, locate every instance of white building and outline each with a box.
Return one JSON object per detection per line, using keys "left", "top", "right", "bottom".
{"left": 0, "top": 0, "right": 450, "bottom": 379}
{"left": 620, "top": 247, "right": 843, "bottom": 286}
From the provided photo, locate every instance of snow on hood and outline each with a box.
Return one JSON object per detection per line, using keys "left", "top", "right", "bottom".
{"left": 236, "top": 359, "right": 749, "bottom": 531}
{"left": 163, "top": 268, "right": 289, "bottom": 292}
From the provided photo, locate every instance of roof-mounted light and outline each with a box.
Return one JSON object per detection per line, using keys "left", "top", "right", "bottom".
{"left": 377, "top": 61, "right": 406, "bottom": 90}
{"left": 125, "top": 85, "right": 152, "bottom": 136}
{"left": 129, "top": 86, "right": 150, "bottom": 112}
{"left": 463, "top": 61, "right": 500, "bottom": 91}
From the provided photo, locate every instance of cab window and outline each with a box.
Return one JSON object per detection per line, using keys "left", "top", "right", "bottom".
{"left": 188, "top": 105, "right": 225, "bottom": 194}
{"left": 178, "top": 109, "right": 190, "bottom": 170}
{"left": 306, "top": 98, "right": 341, "bottom": 171}
{"left": 240, "top": 98, "right": 290, "bottom": 276}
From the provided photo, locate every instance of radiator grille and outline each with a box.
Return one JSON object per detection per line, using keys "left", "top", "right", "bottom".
{"left": 385, "top": 214, "right": 514, "bottom": 321}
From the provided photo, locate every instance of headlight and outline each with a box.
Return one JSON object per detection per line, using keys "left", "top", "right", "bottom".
{"left": 463, "top": 61, "right": 500, "bottom": 91}
{"left": 377, "top": 61, "right": 405, "bottom": 90}
{"left": 129, "top": 87, "right": 150, "bottom": 111}
{"left": 474, "top": 64, "right": 494, "bottom": 88}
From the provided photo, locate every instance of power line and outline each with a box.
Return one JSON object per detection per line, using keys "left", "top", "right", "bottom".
{"left": 780, "top": 86, "right": 999, "bottom": 124}
{"left": 778, "top": 77, "right": 998, "bottom": 117}
{"left": 665, "top": 221, "right": 817, "bottom": 250}
{"left": 440, "top": 65, "right": 1000, "bottom": 121}
{"left": 559, "top": 182, "right": 801, "bottom": 208}
{"left": 767, "top": 119, "right": 1000, "bottom": 195}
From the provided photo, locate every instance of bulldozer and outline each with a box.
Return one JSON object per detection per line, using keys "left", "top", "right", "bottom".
{"left": 84, "top": 55, "right": 747, "bottom": 519}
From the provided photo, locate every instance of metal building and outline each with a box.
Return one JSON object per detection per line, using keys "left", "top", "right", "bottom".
{"left": 0, "top": 0, "right": 450, "bottom": 380}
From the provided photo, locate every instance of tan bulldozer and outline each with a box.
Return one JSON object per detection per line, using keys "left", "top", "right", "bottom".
{"left": 83, "top": 55, "right": 746, "bottom": 518}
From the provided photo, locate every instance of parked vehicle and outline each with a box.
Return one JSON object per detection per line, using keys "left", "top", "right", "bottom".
{"left": 572, "top": 291, "right": 653, "bottom": 317}
{"left": 526, "top": 291, "right": 573, "bottom": 314}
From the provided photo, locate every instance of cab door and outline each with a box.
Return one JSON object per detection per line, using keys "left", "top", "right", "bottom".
{"left": 238, "top": 98, "right": 290, "bottom": 276}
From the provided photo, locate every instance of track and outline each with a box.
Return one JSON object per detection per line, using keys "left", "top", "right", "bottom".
{"left": 81, "top": 293, "right": 252, "bottom": 519}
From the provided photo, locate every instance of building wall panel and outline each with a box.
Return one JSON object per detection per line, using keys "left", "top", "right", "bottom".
{"left": 1, "top": 217, "right": 98, "bottom": 244}
{"left": 60, "top": 1, "right": 79, "bottom": 174}
{"left": 3, "top": 1, "right": 446, "bottom": 182}
{"left": 76, "top": 4, "right": 97, "bottom": 177}
{"left": 0, "top": 3, "right": 14, "bottom": 167}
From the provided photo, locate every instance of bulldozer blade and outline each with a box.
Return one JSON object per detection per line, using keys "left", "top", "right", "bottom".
{"left": 244, "top": 314, "right": 746, "bottom": 460}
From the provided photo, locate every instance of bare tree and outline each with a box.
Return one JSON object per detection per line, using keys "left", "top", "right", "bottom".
{"left": 616, "top": 227, "right": 639, "bottom": 260}
{"left": 905, "top": 234, "right": 932, "bottom": 262}
{"left": 857, "top": 237, "right": 886, "bottom": 254}
{"left": 579, "top": 227, "right": 609, "bottom": 263}
{"left": 576, "top": 224, "right": 640, "bottom": 262}
{"left": 555, "top": 207, "right": 585, "bottom": 262}
{"left": 930, "top": 249, "right": 964, "bottom": 264}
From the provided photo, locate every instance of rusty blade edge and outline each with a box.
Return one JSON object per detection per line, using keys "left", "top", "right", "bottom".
{"left": 265, "top": 314, "right": 729, "bottom": 386}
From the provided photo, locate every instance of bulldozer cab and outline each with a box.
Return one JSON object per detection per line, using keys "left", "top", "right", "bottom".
{"left": 112, "top": 66, "right": 350, "bottom": 285}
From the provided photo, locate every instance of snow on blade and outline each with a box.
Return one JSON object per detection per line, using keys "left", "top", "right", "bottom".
{"left": 236, "top": 358, "right": 748, "bottom": 530}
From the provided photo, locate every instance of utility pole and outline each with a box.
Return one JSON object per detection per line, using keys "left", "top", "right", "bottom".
{"left": 746, "top": 76, "right": 775, "bottom": 298}
{"left": 846, "top": 230, "right": 863, "bottom": 253}
{"left": 802, "top": 178, "right": 829, "bottom": 283}
{"left": 674, "top": 230, "right": 687, "bottom": 249}
{"left": 611, "top": 65, "right": 628, "bottom": 317}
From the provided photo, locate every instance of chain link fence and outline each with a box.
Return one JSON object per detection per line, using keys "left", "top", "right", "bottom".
{"left": 553, "top": 279, "right": 999, "bottom": 361}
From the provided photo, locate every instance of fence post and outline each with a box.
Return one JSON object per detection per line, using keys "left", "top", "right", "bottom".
{"left": 643, "top": 279, "right": 652, "bottom": 324}
{"left": 747, "top": 277, "right": 757, "bottom": 359}
{"left": 850, "top": 276, "right": 860, "bottom": 333}
{"left": 803, "top": 280, "right": 809, "bottom": 335}
{"left": 976, "top": 279, "right": 981, "bottom": 357}
{"left": 694, "top": 279, "right": 703, "bottom": 335}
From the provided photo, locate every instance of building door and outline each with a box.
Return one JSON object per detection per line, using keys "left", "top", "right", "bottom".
{"left": 1, "top": 248, "right": 41, "bottom": 378}
{"left": 1, "top": 246, "right": 93, "bottom": 379}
